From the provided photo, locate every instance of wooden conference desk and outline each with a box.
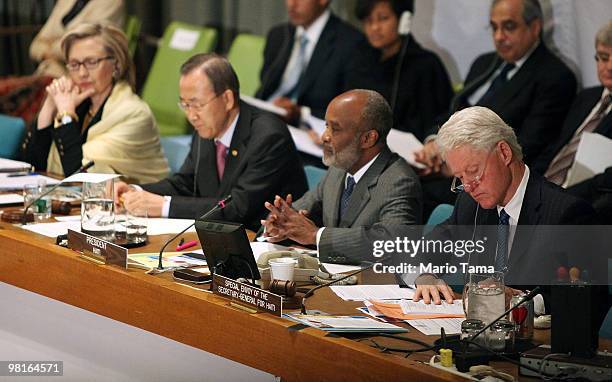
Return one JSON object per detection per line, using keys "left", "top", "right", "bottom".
{"left": 0, "top": 219, "right": 608, "bottom": 381}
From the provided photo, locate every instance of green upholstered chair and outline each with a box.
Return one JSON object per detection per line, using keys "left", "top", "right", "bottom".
{"left": 141, "top": 22, "right": 218, "bottom": 136}
{"left": 227, "top": 33, "right": 266, "bottom": 97}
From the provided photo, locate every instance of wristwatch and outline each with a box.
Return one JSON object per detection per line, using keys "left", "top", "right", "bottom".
{"left": 54, "top": 111, "right": 78, "bottom": 128}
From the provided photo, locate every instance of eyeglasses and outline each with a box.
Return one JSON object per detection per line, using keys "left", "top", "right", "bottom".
{"left": 450, "top": 149, "right": 494, "bottom": 194}
{"left": 66, "top": 56, "right": 114, "bottom": 72}
{"left": 595, "top": 52, "right": 610, "bottom": 63}
{"left": 177, "top": 93, "right": 221, "bottom": 113}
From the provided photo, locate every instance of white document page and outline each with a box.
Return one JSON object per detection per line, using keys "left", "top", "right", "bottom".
{"left": 399, "top": 299, "right": 464, "bottom": 315}
{"left": 0, "top": 158, "right": 31, "bottom": 172}
{"left": 0, "top": 174, "right": 60, "bottom": 190}
{"left": 62, "top": 173, "right": 121, "bottom": 183}
{"left": 240, "top": 95, "right": 288, "bottom": 116}
{"left": 387, "top": 129, "right": 426, "bottom": 169}
{"left": 330, "top": 285, "right": 415, "bottom": 301}
{"left": 288, "top": 126, "right": 324, "bottom": 158}
{"left": 169, "top": 28, "right": 200, "bottom": 51}
{"left": 407, "top": 318, "right": 463, "bottom": 335}
{"left": 0, "top": 193, "right": 23, "bottom": 205}
{"left": 567, "top": 132, "right": 612, "bottom": 187}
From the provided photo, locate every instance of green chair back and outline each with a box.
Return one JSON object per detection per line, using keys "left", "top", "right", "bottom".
{"left": 304, "top": 165, "right": 326, "bottom": 191}
{"left": 227, "top": 33, "right": 266, "bottom": 97}
{"left": 124, "top": 15, "right": 142, "bottom": 57}
{"left": 141, "top": 22, "right": 218, "bottom": 136}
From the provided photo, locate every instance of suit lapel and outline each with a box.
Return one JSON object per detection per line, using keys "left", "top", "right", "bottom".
{"left": 507, "top": 173, "right": 541, "bottom": 271}
{"left": 298, "top": 15, "right": 337, "bottom": 98}
{"left": 198, "top": 138, "right": 219, "bottom": 196}
{"left": 266, "top": 27, "right": 295, "bottom": 97}
{"left": 218, "top": 105, "right": 251, "bottom": 196}
{"left": 328, "top": 170, "right": 345, "bottom": 227}
{"left": 480, "top": 44, "right": 546, "bottom": 112}
{"left": 338, "top": 149, "right": 392, "bottom": 227}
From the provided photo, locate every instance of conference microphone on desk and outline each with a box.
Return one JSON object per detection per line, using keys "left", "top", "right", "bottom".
{"left": 21, "top": 160, "right": 95, "bottom": 225}
{"left": 300, "top": 255, "right": 394, "bottom": 314}
{"left": 155, "top": 194, "right": 232, "bottom": 270}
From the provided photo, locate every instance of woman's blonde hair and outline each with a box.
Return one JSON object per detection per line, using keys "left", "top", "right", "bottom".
{"left": 61, "top": 23, "right": 135, "bottom": 90}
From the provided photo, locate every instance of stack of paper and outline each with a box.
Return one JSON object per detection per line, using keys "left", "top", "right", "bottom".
{"left": 368, "top": 299, "right": 464, "bottom": 320}
{"left": 406, "top": 318, "right": 463, "bottom": 336}
{"left": 0, "top": 174, "right": 60, "bottom": 190}
{"left": 283, "top": 313, "right": 407, "bottom": 333}
{"left": 128, "top": 253, "right": 207, "bottom": 269}
{"left": 0, "top": 158, "right": 31, "bottom": 172}
{"left": 330, "top": 285, "right": 415, "bottom": 301}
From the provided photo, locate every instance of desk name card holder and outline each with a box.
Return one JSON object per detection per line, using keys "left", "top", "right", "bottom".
{"left": 67, "top": 229, "right": 127, "bottom": 268}
{"left": 212, "top": 274, "right": 282, "bottom": 317}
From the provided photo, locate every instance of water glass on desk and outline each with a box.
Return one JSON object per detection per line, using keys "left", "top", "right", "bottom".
{"left": 126, "top": 208, "right": 147, "bottom": 243}
{"left": 23, "top": 179, "right": 51, "bottom": 222}
{"left": 81, "top": 180, "right": 115, "bottom": 241}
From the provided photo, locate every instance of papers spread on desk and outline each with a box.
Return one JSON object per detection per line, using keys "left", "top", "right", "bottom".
{"left": 240, "top": 95, "right": 288, "bottom": 116}
{"left": 386, "top": 129, "right": 426, "bottom": 169}
{"left": 368, "top": 299, "right": 464, "bottom": 320}
{"left": 0, "top": 158, "right": 31, "bottom": 172}
{"left": 288, "top": 125, "right": 324, "bottom": 158}
{"left": 283, "top": 313, "right": 407, "bottom": 333}
{"left": 128, "top": 252, "right": 207, "bottom": 270}
{"left": 566, "top": 132, "right": 612, "bottom": 187}
{"left": 62, "top": 173, "right": 121, "bottom": 183}
{"left": 0, "top": 193, "right": 23, "bottom": 205}
{"left": 406, "top": 318, "right": 463, "bottom": 336}
{"left": 0, "top": 173, "right": 60, "bottom": 190}
{"left": 330, "top": 284, "right": 415, "bottom": 301}
{"left": 19, "top": 218, "right": 196, "bottom": 238}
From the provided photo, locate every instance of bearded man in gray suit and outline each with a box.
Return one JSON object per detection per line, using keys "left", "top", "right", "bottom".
{"left": 261, "top": 89, "right": 422, "bottom": 264}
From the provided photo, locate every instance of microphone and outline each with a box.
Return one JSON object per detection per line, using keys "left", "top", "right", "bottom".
{"left": 21, "top": 160, "right": 95, "bottom": 225}
{"left": 156, "top": 194, "right": 232, "bottom": 270}
{"left": 390, "top": 10, "right": 413, "bottom": 111}
{"left": 300, "top": 255, "right": 392, "bottom": 314}
{"left": 466, "top": 286, "right": 541, "bottom": 346}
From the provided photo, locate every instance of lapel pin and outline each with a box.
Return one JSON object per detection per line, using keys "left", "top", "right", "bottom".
{"left": 231, "top": 150, "right": 238, "bottom": 157}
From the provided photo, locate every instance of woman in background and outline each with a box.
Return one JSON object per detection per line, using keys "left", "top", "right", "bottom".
{"left": 0, "top": 0, "right": 125, "bottom": 124}
{"left": 349, "top": 0, "right": 453, "bottom": 141}
{"left": 22, "top": 23, "right": 169, "bottom": 183}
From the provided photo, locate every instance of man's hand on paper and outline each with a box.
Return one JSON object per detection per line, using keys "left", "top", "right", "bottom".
{"left": 272, "top": 97, "right": 301, "bottom": 126}
{"left": 262, "top": 194, "right": 318, "bottom": 245}
{"left": 413, "top": 274, "right": 455, "bottom": 305}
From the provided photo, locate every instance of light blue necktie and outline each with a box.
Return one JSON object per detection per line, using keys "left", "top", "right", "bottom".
{"left": 494, "top": 209, "right": 510, "bottom": 273}
{"left": 283, "top": 34, "right": 309, "bottom": 101}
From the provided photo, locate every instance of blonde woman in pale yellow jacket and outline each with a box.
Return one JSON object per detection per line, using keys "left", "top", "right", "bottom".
{"left": 30, "top": 0, "right": 125, "bottom": 78}
{"left": 23, "top": 23, "right": 169, "bottom": 184}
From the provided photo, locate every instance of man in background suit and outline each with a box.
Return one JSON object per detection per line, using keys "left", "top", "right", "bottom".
{"left": 261, "top": 89, "right": 422, "bottom": 264}
{"left": 416, "top": 0, "right": 577, "bottom": 216}
{"left": 408, "top": 107, "right": 595, "bottom": 305}
{"left": 256, "top": 0, "right": 363, "bottom": 125}
{"left": 115, "top": 53, "right": 308, "bottom": 231}
{"left": 537, "top": 21, "right": 612, "bottom": 222}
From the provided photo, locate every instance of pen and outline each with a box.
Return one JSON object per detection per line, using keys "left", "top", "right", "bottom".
{"left": 7, "top": 172, "right": 36, "bottom": 177}
{"left": 256, "top": 235, "right": 280, "bottom": 242}
{"left": 176, "top": 240, "right": 197, "bottom": 251}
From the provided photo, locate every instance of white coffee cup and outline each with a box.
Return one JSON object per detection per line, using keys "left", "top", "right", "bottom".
{"left": 268, "top": 257, "right": 298, "bottom": 281}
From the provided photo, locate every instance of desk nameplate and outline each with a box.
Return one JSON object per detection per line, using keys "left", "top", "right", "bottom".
{"left": 212, "top": 274, "right": 282, "bottom": 316}
{"left": 67, "top": 229, "right": 127, "bottom": 268}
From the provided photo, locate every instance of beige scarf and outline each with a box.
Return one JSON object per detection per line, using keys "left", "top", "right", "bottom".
{"left": 47, "top": 81, "right": 169, "bottom": 183}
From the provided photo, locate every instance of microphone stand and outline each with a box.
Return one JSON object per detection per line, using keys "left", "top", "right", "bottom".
{"left": 21, "top": 161, "right": 95, "bottom": 225}
{"left": 156, "top": 195, "right": 232, "bottom": 270}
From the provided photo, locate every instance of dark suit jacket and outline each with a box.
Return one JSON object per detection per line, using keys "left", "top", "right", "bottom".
{"left": 533, "top": 86, "right": 612, "bottom": 174}
{"left": 441, "top": 43, "right": 577, "bottom": 167}
{"left": 421, "top": 171, "right": 597, "bottom": 286}
{"left": 347, "top": 36, "right": 453, "bottom": 141}
{"left": 292, "top": 147, "right": 422, "bottom": 264}
{"left": 256, "top": 14, "right": 364, "bottom": 119}
{"left": 141, "top": 102, "right": 308, "bottom": 231}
